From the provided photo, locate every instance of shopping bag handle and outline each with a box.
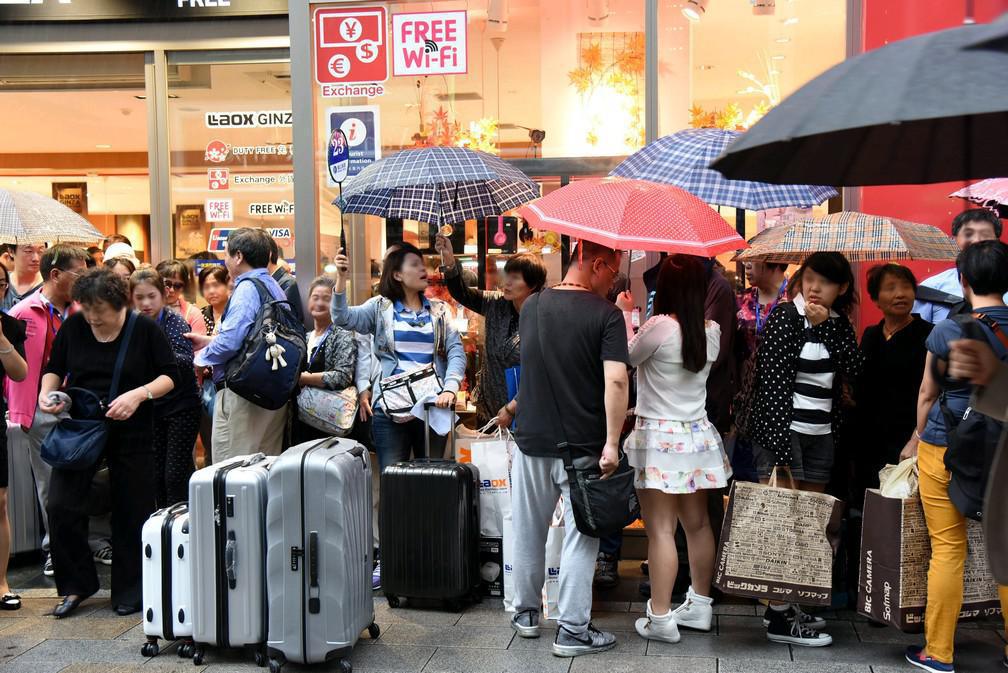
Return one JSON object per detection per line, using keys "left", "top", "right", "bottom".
{"left": 768, "top": 466, "right": 797, "bottom": 490}
{"left": 476, "top": 418, "right": 513, "bottom": 440}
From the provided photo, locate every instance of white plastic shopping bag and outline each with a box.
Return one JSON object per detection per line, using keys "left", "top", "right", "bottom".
{"left": 459, "top": 422, "right": 514, "bottom": 538}
{"left": 541, "top": 498, "right": 564, "bottom": 620}
{"left": 879, "top": 457, "right": 919, "bottom": 499}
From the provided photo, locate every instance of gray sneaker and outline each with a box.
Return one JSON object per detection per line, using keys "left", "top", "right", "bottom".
{"left": 552, "top": 623, "right": 616, "bottom": 657}
{"left": 42, "top": 555, "right": 54, "bottom": 578}
{"left": 93, "top": 545, "right": 113, "bottom": 566}
{"left": 510, "top": 609, "right": 540, "bottom": 638}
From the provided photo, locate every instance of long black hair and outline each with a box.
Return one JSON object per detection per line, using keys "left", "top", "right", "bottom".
{"left": 651, "top": 254, "right": 708, "bottom": 373}
{"left": 377, "top": 242, "right": 424, "bottom": 302}
{"left": 794, "top": 252, "right": 857, "bottom": 316}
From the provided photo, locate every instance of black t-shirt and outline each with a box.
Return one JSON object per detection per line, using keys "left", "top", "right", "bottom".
{"left": 514, "top": 289, "right": 630, "bottom": 458}
{"left": 44, "top": 311, "right": 178, "bottom": 436}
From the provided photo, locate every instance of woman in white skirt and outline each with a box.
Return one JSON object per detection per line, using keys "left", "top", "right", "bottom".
{"left": 618, "top": 255, "right": 731, "bottom": 644}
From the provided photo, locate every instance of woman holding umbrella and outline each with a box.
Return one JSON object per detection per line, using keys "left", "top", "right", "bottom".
{"left": 434, "top": 233, "right": 546, "bottom": 427}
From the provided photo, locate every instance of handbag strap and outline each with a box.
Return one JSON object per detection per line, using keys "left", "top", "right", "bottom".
{"left": 107, "top": 311, "right": 137, "bottom": 402}
{"left": 534, "top": 291, "right": 576, "bottom": 469}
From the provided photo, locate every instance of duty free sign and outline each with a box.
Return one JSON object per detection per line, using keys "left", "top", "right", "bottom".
{"left": 392, "top": 11, "right": 468, "bottom": 77}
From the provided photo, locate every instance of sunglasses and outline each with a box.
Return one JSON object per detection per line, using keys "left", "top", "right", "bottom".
{"left": 163, "top": 280, "right": 186, "bottom": 291}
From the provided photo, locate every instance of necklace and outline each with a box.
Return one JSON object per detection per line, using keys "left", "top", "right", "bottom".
{"left": 883, "top": 316, "right": 914, "bottom": 340}
{"left": 555, "top": 282, "right": 592, "bottom": 291}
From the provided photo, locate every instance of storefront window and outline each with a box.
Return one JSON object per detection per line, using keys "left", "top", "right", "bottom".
{"left": 0, "top": 53, "right": 152, "bottom": 258}
{"left": 167, "top": 52, "right": 294, "bottom": 265}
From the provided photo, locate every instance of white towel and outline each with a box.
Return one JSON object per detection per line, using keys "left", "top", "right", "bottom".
{"left": 410, "top": 395, "right": 458, "bottom": 436}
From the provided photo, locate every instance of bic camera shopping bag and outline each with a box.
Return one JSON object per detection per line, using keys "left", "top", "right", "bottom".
{"left": 714, "top": 469, "right": 843, "bottom": 606}
{"left": 296, "top": 385, "right": 358, "bottom": 437}
{"left": 857, "top": 488, "right": 1001, "bottom": 631}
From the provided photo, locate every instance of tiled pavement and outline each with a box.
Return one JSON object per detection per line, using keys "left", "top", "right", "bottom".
{"left": 3, "top": 557, "right": 1005, "bottom": 673}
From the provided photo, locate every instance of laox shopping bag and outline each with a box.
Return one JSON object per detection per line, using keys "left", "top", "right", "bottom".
{"left": 457, "top": 423, "right": 514, "bottom": 538}
{"left": 857, "top": 489, "right": 1001, "bottom": 631}
{"left": 714, "top": 470, "right": 843, "bottom": 606}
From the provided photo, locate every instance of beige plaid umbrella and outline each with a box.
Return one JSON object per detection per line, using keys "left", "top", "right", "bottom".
{"left": 0, "top": 189, "right": 104, "bottom": 245}
{"left": 734, "top": 211, "right": 960, "bottom": 264}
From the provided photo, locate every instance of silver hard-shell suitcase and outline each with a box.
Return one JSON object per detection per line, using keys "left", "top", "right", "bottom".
{"left": 266, "top": 438, "right": 379, "bottom": 673}
{"left": 140, "top": 503, "right": 194, "bottom": 658}
{"left": 189, "top": 453, "right": 274, "bottom": 667}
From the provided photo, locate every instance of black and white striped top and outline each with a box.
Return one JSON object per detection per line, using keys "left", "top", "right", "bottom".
{"left": 789, "top": 296, "right": 837, "bottom": 436}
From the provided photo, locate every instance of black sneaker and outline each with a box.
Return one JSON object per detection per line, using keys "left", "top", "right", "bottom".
{"left": 42, "top": 555, "right": 54, "bottom": 578}
{"left": 552, "top": 623, "right": 616, "bottom": 657}
{"left": 510, "top": 609, "right": 540, "bottom": 638}
{"left": 593, "top": 552, "right": 619, "bottom": 589}
{"left": 765, "top": 608, "right": 832, "bottom": 647}
{"left": 762, "top": 604, "right": 826, "bottom": 629}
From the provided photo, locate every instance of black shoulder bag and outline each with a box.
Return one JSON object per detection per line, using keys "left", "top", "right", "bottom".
{"left": 41, "top": 311, "right": 137, "bottom": 470}
{"left": 931, "top": 312, "right": 1008, "bottom": 521}
{"left": 534, "top": 292, "right": 640, "bottom": 538}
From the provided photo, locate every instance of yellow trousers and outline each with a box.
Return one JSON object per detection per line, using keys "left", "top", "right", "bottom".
{"left": 918, "top": 440, "right": 1008, "bottom": 663}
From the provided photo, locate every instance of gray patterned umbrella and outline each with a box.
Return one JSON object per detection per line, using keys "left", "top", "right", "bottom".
{"left": 334, "top": 147, "right": 540, "bottom": 226}
{"left": 0, "top": 189, "right": 104, "bottom": 245}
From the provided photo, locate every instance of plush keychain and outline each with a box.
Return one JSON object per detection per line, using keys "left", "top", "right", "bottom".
{"left": 264, "top": 331, "right": 288, "bottom": 370}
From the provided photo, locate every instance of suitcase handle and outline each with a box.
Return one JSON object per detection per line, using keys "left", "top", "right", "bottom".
{"left": 308, "top": 531, "right": 320, "bottom": 614}
{"left": 240, "top": 453, "right": 266, "bottom": 467}
{"left": 225, "top": 531, "right": 237, "bottom": 590}
{"left": 422, "top": 400, "right": 456, "bottom": 461}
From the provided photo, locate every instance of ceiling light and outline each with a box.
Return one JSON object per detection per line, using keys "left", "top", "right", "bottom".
{"left": 771, "top": 54, "right": 786, "bottom": 60}
{"left": 95, "top": 144, "right": 112, "bottom": 149}
{"left": 682, "top": 0, "right": 708, "bottom": 22}
{"left": 775, "top": 37, "right": 790, "bottom": 43}
{"left": 134, "top": 94, "right": 146, "bottom": 100}
{"left": 783, "top": 17, "right": 799, "bottom": 25}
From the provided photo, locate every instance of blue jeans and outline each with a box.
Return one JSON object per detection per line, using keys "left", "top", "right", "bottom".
{"left": 599, "top": 531, "right": 622, "bottom": 558}
{"left": 730, "top": 435, "right": 760, "bottom": 483}
{"left": 372, "top": 411, "right": 448, "bottom": 472}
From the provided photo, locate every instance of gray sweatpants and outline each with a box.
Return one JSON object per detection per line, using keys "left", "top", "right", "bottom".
{"left": 511, "top": 450, "right": 599, "bottom": 633}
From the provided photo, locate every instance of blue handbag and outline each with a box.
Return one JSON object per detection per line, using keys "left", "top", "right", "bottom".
{"left": 41, "top": 312, "right": 137, "bottom": 470}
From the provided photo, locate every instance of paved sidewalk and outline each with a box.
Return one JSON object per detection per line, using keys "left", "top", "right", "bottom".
{"left": 2, "top": 559, "right": 1004, "bottom": 673}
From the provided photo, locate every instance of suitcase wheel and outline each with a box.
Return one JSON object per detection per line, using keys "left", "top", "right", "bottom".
{"left": 268, "top": 659, "right": 283, "bottom": 673}
{"left": 140, "top": 640, "right": 159, "bottom": 658}
{"left": 177, "top": 642, "right": 194, "bottom": 659}
{"left": 337, "top": 659, "right": 352, "bottom": 673}
{"left": 192, "top": 646, "right": 204, "bottom": 666}
{"left": 367, "top": 622, "right": 381, "bottom": 639}
{"left": 386, "top": 594, "right": 400, "bottom": 609}
{"left": 254, "top": 650, "right": 267, "bottom": 667}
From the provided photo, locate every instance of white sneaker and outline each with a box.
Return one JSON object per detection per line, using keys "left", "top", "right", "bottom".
{"left": 672, "top": 585, "right": 713, "bottom": 632}
{"left": 635, "top": 599, "right": 681, "bottom": 643}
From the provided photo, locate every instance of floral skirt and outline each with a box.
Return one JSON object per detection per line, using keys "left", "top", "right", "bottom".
{"left": 625, "top": 416, "right": 732, "bottom": 494}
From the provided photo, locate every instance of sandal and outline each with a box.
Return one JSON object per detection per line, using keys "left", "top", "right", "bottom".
{"left": 1, "top": 593, "right": 21, "bottom": 610}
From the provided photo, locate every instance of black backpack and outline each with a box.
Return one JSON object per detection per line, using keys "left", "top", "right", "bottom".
{"left": 223, "top": 277, "right": 307, "bottom": 410}
{"left": 933, "top": 313, "right": 1008, "bottom": 521}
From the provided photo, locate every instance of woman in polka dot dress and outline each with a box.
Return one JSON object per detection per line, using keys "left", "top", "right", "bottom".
{"left": 746, "top": 251, "right": 864, "bottom": 648}
{"left": 130, "top": 269, "right": 201, "bottom": 508}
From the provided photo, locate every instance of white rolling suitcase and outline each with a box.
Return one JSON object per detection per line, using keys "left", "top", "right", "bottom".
{"left": 265, "top": 438, "right": 379, "bottom": 673}
{"left": 140, "top": 503, "right": 194, "bottom": 658}
{"left": 188, "top": 453, "right": 274, "bottom": 667}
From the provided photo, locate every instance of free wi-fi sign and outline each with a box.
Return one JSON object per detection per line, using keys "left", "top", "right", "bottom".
{"left": 392, "top": 10, "right": 468, "bottom": 77}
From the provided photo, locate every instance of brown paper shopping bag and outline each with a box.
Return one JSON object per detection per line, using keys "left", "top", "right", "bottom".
{"left": 857, "top": 489, "right": 1001, "bottom": 631}
{"left": 714, "top": 469, "right": 844, "bottom": 606}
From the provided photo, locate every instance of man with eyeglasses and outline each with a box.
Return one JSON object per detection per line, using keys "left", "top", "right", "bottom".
{"left": 5, "top": 245, "right": 112, "bottom": 577}
{"left": 504, "top": 240, "right": 630, "bottom": 657}
{"left": 1, "top": 244, "right": 45, "bottom": 312}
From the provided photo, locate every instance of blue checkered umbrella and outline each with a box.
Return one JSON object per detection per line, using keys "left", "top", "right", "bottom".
{"left": 335, "top": 147, "right": 540, "bottom": 225}
{"left": 611, "top": 128, "right": 837, "bottom": 210}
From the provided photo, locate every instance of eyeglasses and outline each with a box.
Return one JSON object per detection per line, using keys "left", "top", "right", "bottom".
{"left": 163, "top": 280, "right": 186, "bottom": 291}
{"left": 599, "top": 259, "right": 619, "bottom": 277}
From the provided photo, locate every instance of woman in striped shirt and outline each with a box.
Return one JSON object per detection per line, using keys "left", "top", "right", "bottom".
{"left": 330, "top": 243, "right": 467, "bottom": 471}
{"left": 745, "top": 251, "right": 863, "bottom": 648}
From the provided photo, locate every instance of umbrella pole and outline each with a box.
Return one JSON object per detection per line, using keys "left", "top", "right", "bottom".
{"left": 735, "top": 207, "right": 746, "bottom": 291}
{"left": 338, "top": 182, "right": 346, "bottom": 253}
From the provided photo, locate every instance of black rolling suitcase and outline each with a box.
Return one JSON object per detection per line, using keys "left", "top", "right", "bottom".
{"left": 379, "top": 402, "right": 481, "bottom": 610}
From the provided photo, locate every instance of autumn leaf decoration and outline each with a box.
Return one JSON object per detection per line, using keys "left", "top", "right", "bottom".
{"left": 568, "top": 32, "right": 646, "bottom": 150}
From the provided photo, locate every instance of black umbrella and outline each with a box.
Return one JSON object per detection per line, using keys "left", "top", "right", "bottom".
{"left": 710, "top": 21, "right": 1008, "bottom": 186}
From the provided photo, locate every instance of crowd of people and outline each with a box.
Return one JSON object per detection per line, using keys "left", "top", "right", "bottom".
{"left": 0, "top": 212, "right": 1004, "bottom": 673}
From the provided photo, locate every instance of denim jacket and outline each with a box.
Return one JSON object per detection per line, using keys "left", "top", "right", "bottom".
{"left": 331, "top": 292, "right": 467, "bottom": 404}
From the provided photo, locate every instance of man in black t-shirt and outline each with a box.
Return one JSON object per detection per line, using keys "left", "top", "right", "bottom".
{"left": 501, "top": 241, "right": 630, "bottom": 657}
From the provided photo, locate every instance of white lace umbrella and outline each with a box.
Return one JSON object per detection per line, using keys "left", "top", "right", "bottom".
{"left": 0, "top": 189, "right": 104, "bottom": 245}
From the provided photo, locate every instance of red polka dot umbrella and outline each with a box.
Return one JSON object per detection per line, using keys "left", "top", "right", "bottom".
{"left": 517, "top": 177, "right": 748, "bottom": 256}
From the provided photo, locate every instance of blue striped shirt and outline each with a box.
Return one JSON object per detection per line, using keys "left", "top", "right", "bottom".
{"left": 391, "top": 298, "right": 435, "bottom": 375}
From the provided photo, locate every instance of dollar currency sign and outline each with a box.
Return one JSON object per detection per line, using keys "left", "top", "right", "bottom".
{"left": 359, "top": 42, "right": 374, "bottom": 60}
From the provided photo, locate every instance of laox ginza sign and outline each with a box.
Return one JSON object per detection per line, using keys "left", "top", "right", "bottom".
{"left": 205, "top": 111, "right": 292, "bottom": 129}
